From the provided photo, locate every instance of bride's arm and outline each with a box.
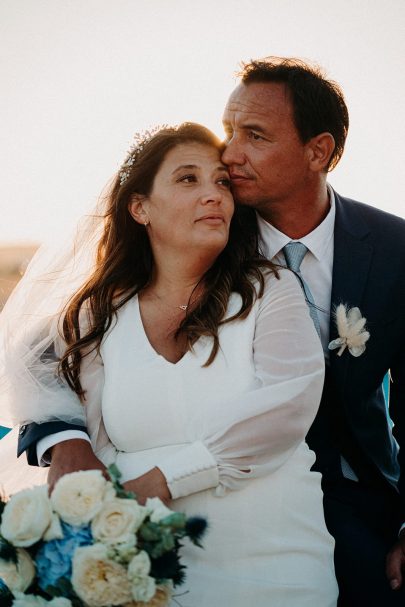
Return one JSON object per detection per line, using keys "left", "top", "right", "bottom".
{"left": 46, "top": 348, "right": 111, "bottom": 490}
{"left": 123, "top": 467, "right": 171, "bottom": 505}
{"left": 150, "top": 270, "right": 325, "bottom": 500}
{"left": 11, "top": 337, "right": 112, "bottom": 490}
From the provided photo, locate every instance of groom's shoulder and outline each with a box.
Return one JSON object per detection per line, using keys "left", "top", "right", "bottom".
{"left": 335, "top": 191, "right": 405, "bottom": 242}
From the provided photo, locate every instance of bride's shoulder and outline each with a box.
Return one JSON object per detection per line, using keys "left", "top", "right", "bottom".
{"left": 258, "top": 266, "right": 304, "bottom": 307}
{"left": 257, "top": 265, "right": 299, "bottom": 290}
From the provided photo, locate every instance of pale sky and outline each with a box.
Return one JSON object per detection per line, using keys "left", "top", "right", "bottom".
{"left": 1, "top": 0, "right": 404, "bottom": 245}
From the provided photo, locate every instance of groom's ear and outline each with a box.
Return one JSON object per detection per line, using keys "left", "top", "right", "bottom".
{"left": 128, "top": 194, "right": 150, "bottom": 225}
{"left": 306, "top": 132, "right": 336, "bottom": 173}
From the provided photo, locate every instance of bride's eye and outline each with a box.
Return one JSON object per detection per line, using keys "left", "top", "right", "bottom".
{"left": 217, "top": 177, "right": 231, "bottom": 188}
{"left": 178, "top": 174, "right": 197, "bottom": 183}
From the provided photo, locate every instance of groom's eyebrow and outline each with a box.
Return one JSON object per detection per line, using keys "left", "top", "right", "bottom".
{"left": 242, "top": 122, "right": 267, "bottom": 133}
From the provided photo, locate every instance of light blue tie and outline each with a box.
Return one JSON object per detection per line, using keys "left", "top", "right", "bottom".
{"left": 283, "top": 242, "right": 321, "bottom": 338}
{"left": 284, "top": 242, "right": 358, "bottom": 481}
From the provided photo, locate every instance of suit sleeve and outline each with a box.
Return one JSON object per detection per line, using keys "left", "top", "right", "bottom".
{"left": 17, "top": 421, "right": 89, "bottom": 465}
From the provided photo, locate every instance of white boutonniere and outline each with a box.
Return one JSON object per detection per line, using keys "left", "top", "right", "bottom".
{"left": 328, "top": 304, "right": 370, "bottom": 357}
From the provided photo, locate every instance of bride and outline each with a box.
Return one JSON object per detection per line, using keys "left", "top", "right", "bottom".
{"left": 0, "top": 123, "right": 338, "bottom": 605}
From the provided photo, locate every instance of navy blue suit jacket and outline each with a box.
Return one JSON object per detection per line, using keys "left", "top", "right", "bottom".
{"left": 18, "top": 191, "right": 405, "bottom": 513}
{"left": 307, "top": 192, "right": 405, "bottom": 513}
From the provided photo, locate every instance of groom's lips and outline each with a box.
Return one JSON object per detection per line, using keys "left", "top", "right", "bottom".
{"left": 230, "top": 172, "right": 252, "bottom": 183}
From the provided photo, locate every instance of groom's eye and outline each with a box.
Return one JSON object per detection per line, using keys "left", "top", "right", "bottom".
{"left": 249, "top": 131, "right": 264, "bottom": 141}
{"left": 223, "top": 128, "right": 233, "bottom": 142}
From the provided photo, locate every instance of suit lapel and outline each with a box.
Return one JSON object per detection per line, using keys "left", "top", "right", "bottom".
{"left": 329, "top": 192, "right": 373, "bottom": 387}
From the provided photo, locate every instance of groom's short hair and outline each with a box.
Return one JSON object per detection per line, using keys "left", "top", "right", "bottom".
{"left": 239, "top": 57, "right": 349, "bottom": 171}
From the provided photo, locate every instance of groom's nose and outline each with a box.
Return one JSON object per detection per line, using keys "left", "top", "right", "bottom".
{"left": 222, "top": 136, "right": 244, "bottom": 167}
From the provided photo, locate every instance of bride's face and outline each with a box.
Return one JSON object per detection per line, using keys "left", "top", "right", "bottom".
{"left": 129, "top": 142, "right": 234, "bottom": 256}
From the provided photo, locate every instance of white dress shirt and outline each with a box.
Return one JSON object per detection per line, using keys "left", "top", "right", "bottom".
{"left": 258, "top": 186, "right": 335, "bottom": 359}
{"left": 257, "top": 186, "right": 358, "bottom": 483}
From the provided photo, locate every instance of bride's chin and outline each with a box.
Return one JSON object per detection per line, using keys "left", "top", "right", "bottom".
{"left": 194, "top": 235, "right": 229, "bottom": 255}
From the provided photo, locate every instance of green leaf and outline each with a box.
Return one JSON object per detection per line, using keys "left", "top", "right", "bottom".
{"left": 115, "top": 487, "right": 137, "bottom": 500}
{"left": 160, "top": 512, "right": 186, "bottom": 529}
{"left": 0, "top": 579, "right": 13, "bottom": 607}
{"left": 45, "top": 577, "right": 74, "bottom": 599}
{"left": 139, "top": 521, "right": 162, "bottom": 542}
{"left": 106, "top": 464, "right": 137, "bottom": 500}
{"left": 107, "top": 463, "right": 122, "bottom": 484}
{"left": 45, "top": 584, "right": 63, "bottom": 598}
{"left": 160, "top": 533, "right": 175, "bottom": 552}
{"left": 58, "top": 577, "right": 78, "bottom": 598}
{"left": 0, "top": 538, "right": 18, "bottom": 565}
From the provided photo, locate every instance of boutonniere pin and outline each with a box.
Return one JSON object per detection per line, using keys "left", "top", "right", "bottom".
{"left": 328, "top": 304, "right": 370, "bottom": 357}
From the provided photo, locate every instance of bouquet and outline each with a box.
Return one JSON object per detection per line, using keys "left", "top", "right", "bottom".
{"left": 0, "top": 465, "right": 207, "bottom": 607}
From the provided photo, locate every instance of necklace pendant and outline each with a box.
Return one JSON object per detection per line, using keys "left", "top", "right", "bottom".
{"left": 179, "top": 305, "right": 188, "bottom": 311}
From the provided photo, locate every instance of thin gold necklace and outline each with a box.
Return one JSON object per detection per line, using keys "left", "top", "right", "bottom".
{"left": 148, "top": 290, "right": 189, "bottom": 311}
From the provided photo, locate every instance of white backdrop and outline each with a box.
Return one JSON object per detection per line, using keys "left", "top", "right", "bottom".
{"left": 1, "top": 0, "right": 404, "bottom": 244}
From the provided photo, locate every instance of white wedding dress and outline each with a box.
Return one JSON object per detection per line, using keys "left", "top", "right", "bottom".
{"left": 83, "top": 269, "right": 338, "bottom": 606}
{"left": 0, "top": 269, "right": 338, "bottom": 605}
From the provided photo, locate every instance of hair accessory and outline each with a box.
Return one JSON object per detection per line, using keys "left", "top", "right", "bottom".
{"left": 119, "top": 124, "right": 170, "bottom": 186}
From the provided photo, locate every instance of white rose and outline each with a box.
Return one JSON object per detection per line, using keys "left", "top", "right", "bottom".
{"left": 51, "top": 470, "right": 113, "bottom": 526}
{"left": 131, "top": 576, "right": 157, "bottom": 603}
{"left": 145, "top": 498, "right": 173, "bottom": 523}
{"left": 91, "top": 498, "right": 147, "bottom": 545}
{"left": 128, "top": 551, "right": 151, "bottom": 579}
{"left": 43, "top": 513, "right": 63, "bottom": 541}
{"left": 111, "top": 538, "right": 137, "bottom": 564}
{"left": 124, "top": 584, "right": 171, "bottom": 607}
{"left": 72, "top": 543, "right": 132, "bottom": 606}
{"left": 1, "top": 485, "right": 53, "bottom": 547}
{"left": 0, "top": 549, "right": 35, "bottom": 592}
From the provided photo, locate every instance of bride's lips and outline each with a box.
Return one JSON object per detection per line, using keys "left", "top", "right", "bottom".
{"left": 195, "top": 214, "right": 225, "bottom": 224}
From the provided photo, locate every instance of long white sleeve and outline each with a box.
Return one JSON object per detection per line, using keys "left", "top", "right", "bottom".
{"left": 156, "top": 270, "right": 325, "bottom": 498}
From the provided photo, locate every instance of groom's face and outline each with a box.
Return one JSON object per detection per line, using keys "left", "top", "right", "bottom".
{"left": 222, "top": 82, "right": 312, "bottom": 212}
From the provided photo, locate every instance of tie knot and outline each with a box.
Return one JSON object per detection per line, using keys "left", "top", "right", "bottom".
{"left": 283, "top": 241, "right": 308, "bottom": 273}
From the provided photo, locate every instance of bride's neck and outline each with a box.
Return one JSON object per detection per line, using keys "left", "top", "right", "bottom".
{"left": 147, "top": 254, "right": 213, "bottom": 301}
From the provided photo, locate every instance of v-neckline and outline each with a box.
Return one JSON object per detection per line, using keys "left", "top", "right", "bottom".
{"left": 134, "top": 294, "right": 190, "bottom": 366}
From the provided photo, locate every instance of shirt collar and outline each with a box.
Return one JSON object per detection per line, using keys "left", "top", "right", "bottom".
{"left": 257, "top": 185, "right": 336, "bottom": 261}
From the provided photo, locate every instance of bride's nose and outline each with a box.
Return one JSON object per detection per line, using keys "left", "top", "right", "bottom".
{"left": 200, "top": 186, "right": 222, "bottom": 205}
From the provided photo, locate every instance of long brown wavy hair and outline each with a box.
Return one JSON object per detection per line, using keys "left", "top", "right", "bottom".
{"left": 60, "top": 123, "right": 277, "bottom": 399}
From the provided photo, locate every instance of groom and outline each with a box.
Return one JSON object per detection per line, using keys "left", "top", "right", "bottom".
{"left": 18, "top": 57, "right": 405, "bottom": 606}
{"left": 220, "top": 57, "right": 405, "bottom": 606}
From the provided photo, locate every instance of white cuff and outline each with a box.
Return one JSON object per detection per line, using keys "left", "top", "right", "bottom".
{"left": 37, "top": 430, "right": 91, "bottom": 466}
{"left": 156, "top": 441, "right": 219, "bottom": 499}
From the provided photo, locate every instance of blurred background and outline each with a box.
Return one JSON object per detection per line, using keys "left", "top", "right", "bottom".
{"left": 1, "top": 0, "right": 404, "bottom": 301}
{"left": 1, "top": 1, "right": 403, "bottom": 434}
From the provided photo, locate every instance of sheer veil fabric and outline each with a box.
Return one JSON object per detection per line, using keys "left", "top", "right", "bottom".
{"left": 0, "top": 204, "right": 114, "bottom": 493}
{"left": 0, "top": 208, "right": 104, "bottom": 429}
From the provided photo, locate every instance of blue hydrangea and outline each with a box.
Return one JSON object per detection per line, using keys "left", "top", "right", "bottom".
{"left": 35, "top": 522, "right": 92, "bottom": 591}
